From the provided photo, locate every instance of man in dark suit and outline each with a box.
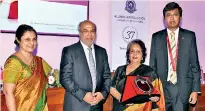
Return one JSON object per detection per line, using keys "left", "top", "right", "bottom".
{"left": 149, "top": 2, "right": 201, "bottom": 111}
{"left": 60, "top": 20, "right": 111, "bottom": 111}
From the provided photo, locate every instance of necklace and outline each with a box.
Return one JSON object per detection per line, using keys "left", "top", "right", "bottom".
{"left": 18, "top": 51, "right": 34, "bottom": 67}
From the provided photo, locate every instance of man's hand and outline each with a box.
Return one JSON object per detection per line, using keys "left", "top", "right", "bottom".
{"left": 91, "top": 92, "right": 104, "bottom": 105}
{"left": 83, "top": 92, "right": 96, "bottom": 104}
{"left": 189, "top": 92, "right": 198, "bottom": 104}
{"left": 149, "top": 96, "right": 160, "bottom": 102}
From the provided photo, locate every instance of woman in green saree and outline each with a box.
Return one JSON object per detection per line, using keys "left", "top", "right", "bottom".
{"left": 110, "top": 39, "right": 165, "bottom": 111}
{"left": 3, "top": 24, "right": 52, "bottom": 111}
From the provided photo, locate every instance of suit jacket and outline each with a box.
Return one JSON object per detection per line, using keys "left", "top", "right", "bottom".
{"left": 149, "top": 28, "right": 201, "bottom": 103}
{"left": 60, "top": 41, "right": 111, "bottom": 111}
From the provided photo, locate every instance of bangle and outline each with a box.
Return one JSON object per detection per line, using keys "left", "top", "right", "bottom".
{"left": 118, "top": 96, "right": 121, "bottom": 102}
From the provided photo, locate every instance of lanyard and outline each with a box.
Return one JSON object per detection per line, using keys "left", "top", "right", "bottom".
{"left": 166, "top": 35, "right": 179, "bottom": 71}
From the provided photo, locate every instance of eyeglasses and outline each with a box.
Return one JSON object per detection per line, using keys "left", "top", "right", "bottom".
{"left": 81, "top": 29, "right": 96, "bottom": 35}
{"left": 165, "top": 13, "right": 180, "bottom": 18}
{"left": 130, "top": 50, "right": 142, "bottom": 55}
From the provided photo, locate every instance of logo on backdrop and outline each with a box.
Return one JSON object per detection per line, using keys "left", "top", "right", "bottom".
{"left": 122, "top": 26, "right": 138, "bottom": 43}
{"left": 125, "top": 0, "right": 137, "bottom": 14}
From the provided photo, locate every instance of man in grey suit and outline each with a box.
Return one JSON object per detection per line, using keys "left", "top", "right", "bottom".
{"left": 150, "top": 2, "right": 200, "bottom": 111}
{"left": 60, "top": 20, "right": 111, "bottom": 111}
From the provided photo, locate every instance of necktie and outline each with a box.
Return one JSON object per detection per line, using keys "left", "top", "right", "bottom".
{"left": 88, "top": 47, "right": 96, "bottom": 93}
{"left": 169, "top": 32, "right": 177, "bottom": 84}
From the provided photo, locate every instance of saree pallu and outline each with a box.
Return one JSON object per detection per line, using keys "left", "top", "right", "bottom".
{"left": 124, "top": 78, "right": 165, "bottom": 111}
{"left": 14, "top": 57, "right": 48, "bottom": 111}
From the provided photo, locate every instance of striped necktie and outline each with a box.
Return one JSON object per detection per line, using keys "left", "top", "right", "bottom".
{"left": 169, "top": 31, "right": 177, "bottom": 84}
{"left": 88, "top": 47, "right": 96, "bottom": 93}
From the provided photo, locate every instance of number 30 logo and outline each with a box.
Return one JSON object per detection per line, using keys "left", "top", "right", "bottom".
{"left": 122, "top": 26, "right": 138, "bottom": 43}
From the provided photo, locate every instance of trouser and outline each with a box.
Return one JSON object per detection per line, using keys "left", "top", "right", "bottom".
{"left": 165, "top": 82, "right": 190, "bottom": 111}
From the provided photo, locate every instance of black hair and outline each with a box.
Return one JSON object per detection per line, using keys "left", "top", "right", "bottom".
{"left": 163, "top": 2, "right": 182, "bottom": 18}
{"left": 126, "top": 39, "right": 147, "bottom": 64}
{"left": 14, "top": 24, "right": 37, "bottom": 46}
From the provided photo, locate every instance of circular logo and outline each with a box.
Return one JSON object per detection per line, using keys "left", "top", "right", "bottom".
{"left": 125, "top": 0, "right": 137, "bottom": 14}
{"left": 122, "top": 26, "right": 138, "bottom": 43}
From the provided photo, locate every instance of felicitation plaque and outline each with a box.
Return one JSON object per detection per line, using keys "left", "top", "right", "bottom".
{"left": 120, "top": 75, "right": 160, "bottom": 104}
{"left": 134, "top": 76, "right": 154, "bottom": 94}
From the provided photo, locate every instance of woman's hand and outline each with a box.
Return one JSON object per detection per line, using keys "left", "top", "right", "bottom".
{"left": 110, "top": 87, "right": 121, "bottom": 102}
{"left": 149, "top": 96, "right": 159, "bottom": 102}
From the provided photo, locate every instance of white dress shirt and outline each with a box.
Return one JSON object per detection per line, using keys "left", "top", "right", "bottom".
{"left": 167, "top": 27, "right": 179, "bottom": 81}
{"left": 80, "top": 41, "right": 96, "bottom": 68}
{"left": 80, "top": 41, "right": 97, "bottom": 93}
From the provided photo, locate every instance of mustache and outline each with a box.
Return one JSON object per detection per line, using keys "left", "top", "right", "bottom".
{"left": 169, "top": 21, "right": 176, "bottom": 23}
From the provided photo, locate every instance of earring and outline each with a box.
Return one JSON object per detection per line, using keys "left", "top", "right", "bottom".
{"left": 15, "top": 37, "right": 20, "bottom": 43}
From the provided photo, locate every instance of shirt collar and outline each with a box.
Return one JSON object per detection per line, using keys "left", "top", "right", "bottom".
{"left": 167, "top": 27, "right": 179, "bottom": 36}
{"left": 80, "top": 41, "right": 94, "bottom": 50}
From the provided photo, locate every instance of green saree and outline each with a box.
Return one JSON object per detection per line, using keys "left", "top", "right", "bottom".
{"left": 3, "top": 55, "right": 51, "bottom": 111}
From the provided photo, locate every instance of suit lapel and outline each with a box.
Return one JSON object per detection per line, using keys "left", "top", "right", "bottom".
{"left": 78, "top": 42, "right": 100, "bottom": 87}
{"left": 94, "top": 45, "right": 100, "bottom": 85}
{"left": 77, "top": 42, "right": 92, "bottom": 79}
{"left": 177, "top": 28, "right": 184, "bottom": 72}
{"left": 161, "top": 29, "right": 168, "bottom": 69}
